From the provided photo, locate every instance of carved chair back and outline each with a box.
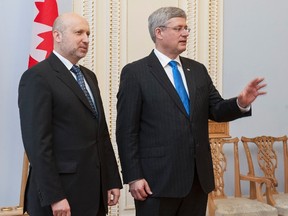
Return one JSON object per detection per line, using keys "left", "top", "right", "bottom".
{"left": 209, "top": 137, "right": 242, "bottom": 199}
{"left": 241, "top": 135, "right": 288, "bottom": 195}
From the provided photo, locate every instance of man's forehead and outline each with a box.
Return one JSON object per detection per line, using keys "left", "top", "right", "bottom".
{"left": 166, "top": 17, "right": 187, "bottom": 24}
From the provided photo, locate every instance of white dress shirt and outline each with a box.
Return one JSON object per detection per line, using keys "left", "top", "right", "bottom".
{"left": 154, "top": 48, "right": 189, "bottom": 96}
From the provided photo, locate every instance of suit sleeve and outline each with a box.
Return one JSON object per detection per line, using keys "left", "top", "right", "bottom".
{"left": 116, "top": 65, "right": 144, "bottom": 184}
{"left": 202, "top": 64, "right": 251, "bottom": 121}
{"left": 84, "top": 68, "right": 122, "bottom": 190}
{"left": 100, "top": 117, "right": 123, "bottom": 189}
{"left": 18, "top": 70, "right": 66, "bottom": 206}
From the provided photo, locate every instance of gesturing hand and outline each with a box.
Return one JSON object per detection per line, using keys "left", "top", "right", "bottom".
{"left": 237, "top": 77, "right": 267, "bottom": 108}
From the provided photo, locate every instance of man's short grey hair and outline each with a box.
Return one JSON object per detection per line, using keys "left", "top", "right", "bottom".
{"left": 52, "top": 15, "right": 66, "bottom": 33}
{"left": 148, "top": 7, "right": 187, "bottom": 43}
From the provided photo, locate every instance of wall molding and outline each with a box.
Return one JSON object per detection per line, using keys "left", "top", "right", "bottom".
{"left": 73, "top": 0, "right": 225, "bottom": 215}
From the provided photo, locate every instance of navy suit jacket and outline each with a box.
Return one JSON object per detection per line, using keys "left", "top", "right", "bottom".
{"left": 116, "top": 51, "right": 250, "bottom": 198}
{"left": 19, "top": 53, "right": 122, "bottom": 215}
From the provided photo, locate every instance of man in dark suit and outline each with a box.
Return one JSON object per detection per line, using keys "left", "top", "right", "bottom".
{"left": 18, "top": 13, "right": 122, "bottom": 216}
{"left": 116, "top": 7, "right": 266, "bottom": 216}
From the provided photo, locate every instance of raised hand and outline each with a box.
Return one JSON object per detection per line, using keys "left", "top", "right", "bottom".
{"left": 237, "top": 77, "right": 267, "bottom": 108}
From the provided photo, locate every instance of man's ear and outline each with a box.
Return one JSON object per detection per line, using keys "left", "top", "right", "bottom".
{"left": 53, "top": 30, "right": 62, "bottom": 42}
{"left": 155, "top": 28, "right": 163, "bottom": 40}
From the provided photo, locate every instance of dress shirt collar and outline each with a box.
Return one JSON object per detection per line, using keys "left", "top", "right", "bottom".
{"left": 53, "top": 51, "right": 79, "bottom": 70}
{"left": 153, "top": 48, "right": 182, "bottom": 68}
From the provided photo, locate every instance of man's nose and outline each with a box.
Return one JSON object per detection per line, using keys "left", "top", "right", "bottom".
{"left": 181, "top": 29, "right": 190, "bottom": 36}
{"left": 83, "top": 34, "right": 89, "bottom": 42}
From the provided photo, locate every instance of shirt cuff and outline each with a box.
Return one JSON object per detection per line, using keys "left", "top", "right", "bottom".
{"left": 236, "top": 98, "right": 251, "bottom": 112}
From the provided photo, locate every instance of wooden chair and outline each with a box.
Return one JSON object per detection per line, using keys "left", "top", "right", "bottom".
{"left": 241, "top": 135, "right": 288, "bottom": 216}
{"left": 207, "top": 137, "right": 277, "bottom": 216}
{"left": 0, "top": 153, "right": 29, "bottom": 216}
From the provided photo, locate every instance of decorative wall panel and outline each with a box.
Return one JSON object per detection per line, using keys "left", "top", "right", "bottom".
{"left": 73, "top": 0, "right": 225, "bottom": 215}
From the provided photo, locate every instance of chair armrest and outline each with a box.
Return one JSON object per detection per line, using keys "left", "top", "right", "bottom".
{"left": 240, "top": 174, "right": 276, "bottom": 206}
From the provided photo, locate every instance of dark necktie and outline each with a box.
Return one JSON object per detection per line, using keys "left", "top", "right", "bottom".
{"left": 70, "top": 65, "right": 98, "bottom": 117}
{"left": 168, "top": 60, "right": 190, "bottom": 115}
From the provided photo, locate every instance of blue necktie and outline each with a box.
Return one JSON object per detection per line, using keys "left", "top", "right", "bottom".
{"left": 71, "top": 65, "right": 98, "bottom": 117}
{"left": 168, "top": 61, "right": 190, "bottom": 115}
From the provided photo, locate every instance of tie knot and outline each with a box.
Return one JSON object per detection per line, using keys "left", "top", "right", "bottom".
{"left": 71, "top": 65, "right": 81, "bottom": 75}
{"left": 168, "top": 60, "right": 178, "bottom": 68}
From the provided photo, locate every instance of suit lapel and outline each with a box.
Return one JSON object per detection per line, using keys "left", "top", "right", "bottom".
{"left": 47, "top": 53, "right": 95, "bottom": 115}
{"left": 147, "top": 51, "right": 189, "bottom": 118}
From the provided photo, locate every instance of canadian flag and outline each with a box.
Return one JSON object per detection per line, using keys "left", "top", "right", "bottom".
{"left": 28, "top": 0, "right": 58, "bottom": 68}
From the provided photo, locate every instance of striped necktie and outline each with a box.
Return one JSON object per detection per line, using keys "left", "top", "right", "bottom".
{"left": 71, "top": 65, "right": 98, "bottom": 117}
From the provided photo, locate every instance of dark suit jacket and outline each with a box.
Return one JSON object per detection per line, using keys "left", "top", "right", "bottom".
{"left": 18, "top": 53, "right": 122, "bottom": 215}
{"left": 116, "top": 51, "right": 250, "bottom": 198}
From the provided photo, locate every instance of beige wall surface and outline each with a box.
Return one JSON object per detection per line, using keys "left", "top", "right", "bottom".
{"left": 74, "top": 0, "right": 223, "bottom": 215}
{"left": 126, "top": 0, "right": 177, "bottom": 63}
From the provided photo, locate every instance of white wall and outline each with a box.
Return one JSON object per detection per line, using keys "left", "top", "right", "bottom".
{"left": 224, "top": 0, "right": 288, "bottom": 136}
{"left": 0, "top": 0, "right": 33, "bottom": 206}
{"left": 223, "top": 0, "right": 288, "bottom": 194}
{"left": 0, "top": 0, "right": 72, "bottom": 206}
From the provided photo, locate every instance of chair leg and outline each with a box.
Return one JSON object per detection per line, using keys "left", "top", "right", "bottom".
{"left": 19, "top": 152, "right": 29, "bottom": 208}
{"left": 207, "top": 193, "right": 216, "bottom": 216}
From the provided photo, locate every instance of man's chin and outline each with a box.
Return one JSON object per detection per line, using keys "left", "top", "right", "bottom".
{"left": 78, "top": 52, "right": 87, "bottom": 58}
{"left": 178, "top": 47, "right": 187, "bottom": 53}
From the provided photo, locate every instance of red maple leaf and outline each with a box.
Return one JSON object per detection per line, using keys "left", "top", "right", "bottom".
{"left": 37, "top": 31, "right": 54, "bottom": 58}
{"left": 34, "top": 0, "right": 58, "bottom": 27}
{"left": 28, "top": 55, "right": 38, "bottom": 68}
{"left": 28, "top": 0, "right": 59, "bottom": 68}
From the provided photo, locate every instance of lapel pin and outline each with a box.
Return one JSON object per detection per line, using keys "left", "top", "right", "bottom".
{"left": 187, "top": 68, "right": 190, "bottom": 71}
